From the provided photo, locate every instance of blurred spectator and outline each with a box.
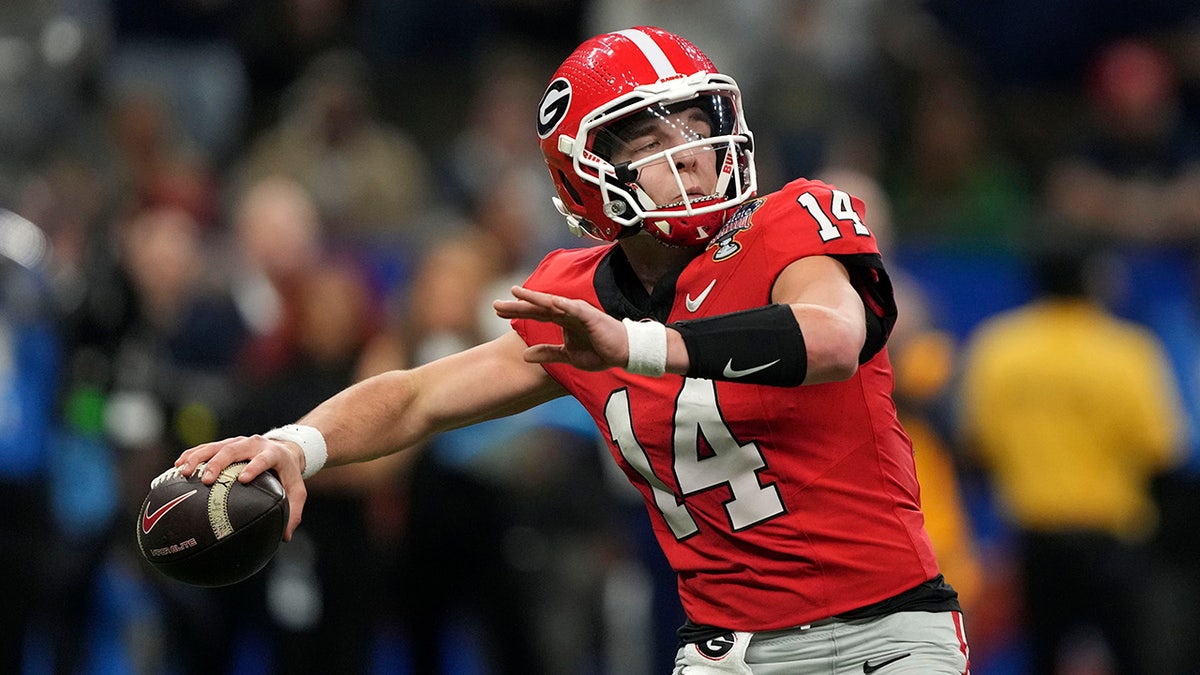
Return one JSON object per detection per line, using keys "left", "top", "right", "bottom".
{"left": 235, "top": 48, "right": 434, "bottom": 243}
{"left": 887, "top": 64, "right": 1033, "bottom": 251}
{"left": 1045, "top": 38, "right": 1200, "bottom": 243}
{"left": 392, "top": 226, "right": 506, "bottom": 672}
{"left": 103, "top": 80, "right": 221, "bottom": 227}
{"left": 35, "top": 203, "right": 251, "bottom": 672}
{"left": 52, "top": 202, "right": 247, "bottom": 492}
{"left": 226, "top": 176, "right": 413, "bottom": 672}
{"left": 742, "top": 0, "right": 907, "bottom": 188}
{"left": 438, "top": 48, "right": 568, "bottom": 254}
{"left": 395, "top": 173, "right": 614, "bottom": 675}
{"left": 109, "top": 207, "right": 248, "bottom": 450}
{"left": 959, "top": 237, "right": 1187, "bottom": 674}
{"left": 229, "top": 0, "right": 362, "bottom": 134}
{"left": 227, "top": 175, "right": 326, "bottom": 383}
{"left": 1041, "top": 42, "right": 1200, "bottom": 673}
{"left": 103, "top": 26, "right": 249, "bottom": 168}
{"left": 227, "top": 258, "right": 409, "bottom": 675}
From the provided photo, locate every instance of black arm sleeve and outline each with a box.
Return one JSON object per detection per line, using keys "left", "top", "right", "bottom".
{"left": 670, "top": 304, "right": 807, "bottom": 387}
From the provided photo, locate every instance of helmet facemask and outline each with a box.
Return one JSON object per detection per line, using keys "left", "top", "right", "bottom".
{"left": 572, "top": 76, "right": 756, "bottom": 246}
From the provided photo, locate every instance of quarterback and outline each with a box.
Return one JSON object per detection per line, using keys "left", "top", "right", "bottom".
{"left": 177, "top": 26, "right": 970, "bottom": 674}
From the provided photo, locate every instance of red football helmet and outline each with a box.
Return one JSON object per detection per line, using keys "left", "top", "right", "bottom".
{"left": 537, "top": 26, "right": 757, "bottom": 247}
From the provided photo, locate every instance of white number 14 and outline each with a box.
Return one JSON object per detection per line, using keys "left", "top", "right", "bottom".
{"left": 797, "top": 189, "right": 871, "bottom": 242}
{"left": 605, "top": 378, "right": 785, "bottom": 540}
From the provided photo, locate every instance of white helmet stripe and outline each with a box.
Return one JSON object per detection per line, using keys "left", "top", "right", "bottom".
{"left": 616, "top": 28, "right": 677, "bottom": 80}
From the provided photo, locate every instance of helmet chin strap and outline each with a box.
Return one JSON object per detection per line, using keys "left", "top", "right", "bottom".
{"left": 710, "top": 156, "right": 729, "bottom": 201}
{"left": 712, "top": 141, "right": 738, "bottom": 200}
{"left": 553, "top": 195, "right": 589, "bottom": 238}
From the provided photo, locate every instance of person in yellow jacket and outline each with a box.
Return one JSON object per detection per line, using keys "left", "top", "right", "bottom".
{"left": 959, "top": 239, "right": 1186, "bottom": 674}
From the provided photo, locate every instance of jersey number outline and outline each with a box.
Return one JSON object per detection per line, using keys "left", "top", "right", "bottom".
{"left": 605, "top": 378, "right": 785, "bottom": 540}
{"left": 797, "top": 189, "right": 871, "bottom": 242}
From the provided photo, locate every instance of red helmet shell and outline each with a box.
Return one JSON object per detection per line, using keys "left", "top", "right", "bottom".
{"left": 537, "top": 26, "right": 756, "bottom": 246}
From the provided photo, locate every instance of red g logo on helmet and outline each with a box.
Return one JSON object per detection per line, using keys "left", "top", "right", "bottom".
{"left": 537, "top": 26, "right": 757, "bottom": 247}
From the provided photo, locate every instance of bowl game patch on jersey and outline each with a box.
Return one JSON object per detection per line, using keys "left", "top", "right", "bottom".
{"left": 707, "top": 198, "right": 763, "bottom": 262}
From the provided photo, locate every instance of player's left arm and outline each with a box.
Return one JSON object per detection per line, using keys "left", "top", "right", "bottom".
{"left": 662, "top": 254, "right": 890, "bottom": 386}
{"left": 496, "top": 255, "right": 872, "bottom": 386}
{"left": 766, "top": 254, "right": 868, "bottom": 384}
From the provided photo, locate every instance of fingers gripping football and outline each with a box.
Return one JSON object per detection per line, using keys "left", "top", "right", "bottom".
{"left": 494, "top": 286, "right": 629, "bottom": 371}
{"left": 175, "top": 435, "right": 308, "bottom": 540}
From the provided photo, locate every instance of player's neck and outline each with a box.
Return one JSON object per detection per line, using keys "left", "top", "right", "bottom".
{"left": 618, "top": 233, "right": 702, "bottom": 294}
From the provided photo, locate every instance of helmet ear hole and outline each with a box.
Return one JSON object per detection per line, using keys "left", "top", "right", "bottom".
{"left": 556, "top": 170, "right": 585, "bottom": 207}
{"left": 604, "top": 190, "right": 635, "bottom": 219}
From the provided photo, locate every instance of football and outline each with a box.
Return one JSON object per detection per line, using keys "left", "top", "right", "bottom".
{"left": 136, "top": 461, "right": 288, "bottom": 587}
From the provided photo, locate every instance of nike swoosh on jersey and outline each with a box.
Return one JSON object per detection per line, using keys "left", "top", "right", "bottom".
{"left": 722, "top": 359, "right": 780, "bottom": 379}
{"left": 863, "top": 653, "right": 912, "bottom": 673}
{"left": 685, "top": 279, "right": 717, "bottom": 312}
{"left": 141, "top": 489, "right": 199, "bottom": 534}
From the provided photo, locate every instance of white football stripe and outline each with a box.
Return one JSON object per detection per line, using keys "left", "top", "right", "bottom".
{"left": 616, "top": 28, "right": 677, "bottom": 80}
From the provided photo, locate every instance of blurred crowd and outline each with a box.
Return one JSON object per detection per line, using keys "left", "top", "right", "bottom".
{"left": 3, "top": 1, "right": 1200, "bottom": 674}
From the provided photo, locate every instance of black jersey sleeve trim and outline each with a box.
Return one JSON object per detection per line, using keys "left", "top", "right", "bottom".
{"left": 830, "top": 253, "right": 896, "bottom": 364}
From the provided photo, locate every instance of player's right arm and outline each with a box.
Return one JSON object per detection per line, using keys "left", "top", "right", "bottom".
{"left": 174, "top": 330, "right": 566, "bottom": 539}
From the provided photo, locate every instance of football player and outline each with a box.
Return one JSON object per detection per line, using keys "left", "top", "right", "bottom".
{"left": 177, "top": 26, "right": 970, "bottom": 674}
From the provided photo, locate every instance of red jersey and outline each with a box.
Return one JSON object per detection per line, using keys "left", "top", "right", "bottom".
{"left": 511, "top": 179, "right": 940, "bottom": 631}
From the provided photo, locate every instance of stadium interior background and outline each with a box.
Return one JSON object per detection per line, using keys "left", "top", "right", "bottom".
{"left": 3, "top": 1, "right": 1200, "bottom": 673}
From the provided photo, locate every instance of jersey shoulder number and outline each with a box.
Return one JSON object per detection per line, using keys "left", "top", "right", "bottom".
{"left": 771, "top": 179, "right": 873, "bottom": 244}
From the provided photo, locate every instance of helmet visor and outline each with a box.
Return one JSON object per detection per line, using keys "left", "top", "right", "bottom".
{"left": 588, "top": 94, "right": 748, "bottom": 217}
{"left": 593, "top": 94, "right": 734, "bottom": 163}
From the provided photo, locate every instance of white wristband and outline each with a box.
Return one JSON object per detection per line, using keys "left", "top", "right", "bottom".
{"left": 263, "top": 424, "right": 328, "bottom": 479}
{"left": 622, "top": 318, "right": 668, "bottom": 377}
